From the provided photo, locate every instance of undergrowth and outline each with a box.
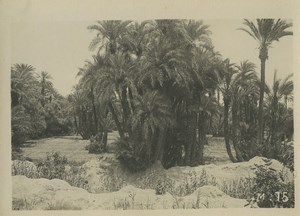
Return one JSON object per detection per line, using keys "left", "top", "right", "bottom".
{"left": 12, "top": 151, "right": 87, "bottom": 189}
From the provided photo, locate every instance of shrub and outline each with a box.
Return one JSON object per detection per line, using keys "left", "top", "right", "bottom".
{"left": 12, "top": 152, "right": 88, "bottom": 190}
{"left": 277, "top": 142, "right": 294, "bottom": 172}
{"left": 176, "top": 169, "right": 217, "bottom": 196}
{"left": 245, "top": 159, "right": 294, "bottom": 208}
{"left": 98, "top": 163, "right": 126, "bottom": 192}
{"left": 86, "top": 133, "right": 107, "bottom": 154}
{"left": 12, "top": 160, "right": 39, "bottom": 178}
{"left": 63, "top": 164, "right": 88, "bottom": 189}
{"left": 155, "top": 177, "right": 175, "bottom": 195}
{"left": 219, "top": 177, "right": 254, "bottom": 199}
{"left": 37, "top": 152, "right": 68, "bottom": 179}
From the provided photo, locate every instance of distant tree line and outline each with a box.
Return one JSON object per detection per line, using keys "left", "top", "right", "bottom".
{"left": 11, "top": 64, "right": 73, "bottom": 147}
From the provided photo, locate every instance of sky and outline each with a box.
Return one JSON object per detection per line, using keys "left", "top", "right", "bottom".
{"left": 11, "top": 20, "right": 293, "bottom": 96}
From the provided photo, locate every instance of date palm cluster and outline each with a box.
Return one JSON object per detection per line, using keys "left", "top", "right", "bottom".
{"left": 70, "top": 19, "right": 293, "bottom": 169}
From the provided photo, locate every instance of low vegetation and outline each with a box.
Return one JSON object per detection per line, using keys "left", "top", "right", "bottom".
{"left": 246, "top": 159, "right": 294, "bottom": 208}
{"left": 12, "top": 152, "right": 87, "bottom": 189}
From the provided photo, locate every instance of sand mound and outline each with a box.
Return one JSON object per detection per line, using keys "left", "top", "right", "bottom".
{"left": 12, "top": 155, "right": 293, "bottom": 196}
{"left": 12, "top": 175, "right": 247, "bottom": 210}
{"left": 80, "top": 156, "right": 293, "bottom": 194}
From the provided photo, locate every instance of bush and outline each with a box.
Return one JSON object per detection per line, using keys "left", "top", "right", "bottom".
{"left": 219, "top": 177, "right": 254, "bottom": 199}
{"left": 86, "top": 133, "right": 107, "bottom": 154}
{"left": 12, "top": 152, "right": 88, "bottom": 189}
{"left": 175, "top": 169, "right": 217, "bottom": 196}
{"left": 277, "top": 142, "right": 294, "bottom": 172}
{"left": 37, "top": 152, "right": 68, "bottom": 179}
{"left": 246, "top": 159, "right": 294, "bottom": 208}
{"left": 12, "top": 160, "right": 39, "bottom": 178}
{"left": 155, "top": 177, "right": 175, "bottom": 195}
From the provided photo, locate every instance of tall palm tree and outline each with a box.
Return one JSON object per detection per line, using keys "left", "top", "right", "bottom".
{"left": 11, "top": 63, "right": 38, "bottom": 107}
{"left": 183, "top": 20, "right": 212, "bottom": 47}
{"left": 239, "top": 19, "right": 293, "bottom": 146}
{"left": 265, "top": 72, "right": 293, "bottom": 157}
{"left": 131, "top": 90, "right": 175, "bottom": 162}
{"left": 119, "top": 21, "right": 154, "bottom": 59}
{"left": 88, "top": 20, "right": 132, "bottom": 55}
{"left": 77, "top": 55, "right": 108, "bottom": 134}
{"left": 68, "top": 85, "right": 93, "bottom": 139}
{"left": 93, "top": 53, "right": 136, "bottom": 139}
{"left": 231, "top": 60, "right": 258, "bottom": 160}
{"left": 220, "top": 59, "right": 259, "bottom": 162}
{"left": 38, "top": 71, "right": 53, "bottom": 107}
{"left": 219, "top": 59, "right": 238, "bottom": 162}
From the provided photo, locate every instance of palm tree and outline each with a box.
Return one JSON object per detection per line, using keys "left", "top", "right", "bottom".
{"left": 265, "top": 72, "right": 293, "bottom": 157}
{"left": 38, "top": 71, "right": 53, "bottom": 107}
{"left": 183, "top": 20, "right": 212, "bottom": 47}
{"left": 11, "top": 64, "right": 38, "bottom": 107}
{"left": 119, "top": 21, "right": 154, "bottom": 59}
{"left": 93, "top": 53, "right": 136, "bottom": 139}
{"left": 239, "top": 19, "right": 293, "bottom": 146}
{"left": 131, "top": 90, "right": 175, "bottom": 162}
{"left": 77, "top": 55, "right": 108, "bottom": 134}
{"left": 88, "top": 20, "right": 132, "bottom": 55}
{"left": 68, "top": 85, "right": 94, "bottom": 139}
{"left": 219, "top": 59, "right": 238, "bottom": 162}
{"left": 220, "top": 59, "right": 259, "bottom": 162}
{"left": 231, "top": 60, "right": 258, "bottom": 160}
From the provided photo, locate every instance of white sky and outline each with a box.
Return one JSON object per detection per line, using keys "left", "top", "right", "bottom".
{"left": 11, "top": 20, "right": 293, "bottom": 96}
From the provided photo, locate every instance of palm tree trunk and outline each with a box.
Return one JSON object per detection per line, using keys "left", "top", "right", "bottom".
{"left": 73, "top": 115, "right": 79, "bottom": 135}
{"left": 197, "top": 112, "right": 206, "bottom": 165}
{"left": 189, "top": 111, "right": 198, "bottom": 166}
{"left": 184, "top": 111, "right": 192, "bottom": 166}
{"left": 270, "top": 98, "right": 278, "bottom": 158}
{"left": 90, "top": 88, "right": 98, "bottom": 133}
{"left": 232, "top": 99, "right": 244, "bottom": 162}
{"left": 41, "top": 87, "right": 45, "bottom": 107}
{"left": 102, "top": 129, "right": 108, "bottom": 151}
{"left": 224, "top": 97, "right": 237, "bottom": 162}
{"left": 257, "top": 58, "right": 266, "bottom": 146}
{"left": 108, "top": 101, "right": 125, "bottom": 139}
{"left": 154, "top": 129, "right": 165, "bottom": 162}
{"left": 128, "top": 88, "right": 136, "bottom": 112}
{"left": 121, "top": 88, "right": 132, "bottom": 137}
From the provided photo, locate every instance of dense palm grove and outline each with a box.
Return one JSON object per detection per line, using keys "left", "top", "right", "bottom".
{"left": 11, "top": 19, "right": 293, "bottom": 171}
{"left": 11, "top": 65, "right": 73, "bottom": 145}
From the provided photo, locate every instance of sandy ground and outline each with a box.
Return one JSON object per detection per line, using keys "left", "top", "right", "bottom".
{"left": 20, "top": 132, "right": 119, "bottom": 163}
{"left": 13, "top": 135, "right": 293, "bottom": 210}
{"left": 20, "top": 133, "right": 232, "bottom": 164}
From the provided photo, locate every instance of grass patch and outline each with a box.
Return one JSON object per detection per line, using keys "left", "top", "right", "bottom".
{"left": 219, "top": 177, "right": 254, "bottom": 199}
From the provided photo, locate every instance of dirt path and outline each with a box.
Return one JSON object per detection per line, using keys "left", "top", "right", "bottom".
{"left": 20, "top": 133, "right": 232, "bottom": 165}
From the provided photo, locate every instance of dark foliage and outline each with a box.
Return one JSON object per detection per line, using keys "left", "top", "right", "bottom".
{"left": 246, "top": 159, "right": 294, "bottom": 208}
{"left": 86, "top": 133, "right": 107, "bottom": 154}
{"left": 116, "top": 138, "right": 150, "bottom": 172}
{"left": 37, "top": 152, "right": 68, "bottom": 179}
